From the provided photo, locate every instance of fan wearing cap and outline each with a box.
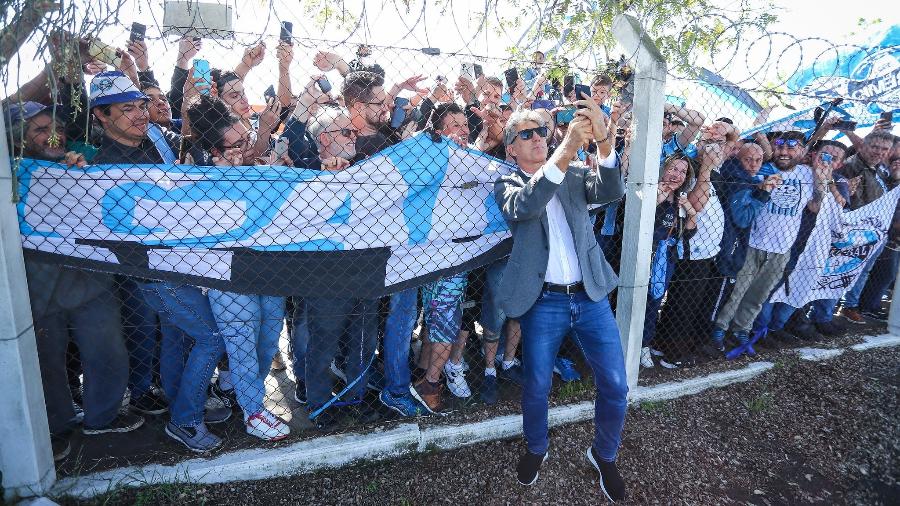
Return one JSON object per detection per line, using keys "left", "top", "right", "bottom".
{"left": 709, "top": 131, "right": 837, "bottom": 354}
{"left": 89, "top": 70, "right": 186, "bottom": 165}
{"left": 5, "top": 101, "right": 66, "bottom": 161}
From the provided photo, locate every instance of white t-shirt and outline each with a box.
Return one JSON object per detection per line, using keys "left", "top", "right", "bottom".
{"left": 689, "top": 176, "right": 724, "bottom": 260}
{"left": 750, "top": 164, "right": 815, "bottom": 254}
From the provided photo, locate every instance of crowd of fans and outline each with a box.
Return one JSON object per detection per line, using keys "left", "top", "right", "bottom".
{"left": 3, "top": 31, "right": 899, "bottom": 463}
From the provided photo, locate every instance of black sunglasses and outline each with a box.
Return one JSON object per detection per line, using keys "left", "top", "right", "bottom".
{"left": 773, "top": 138, "right": 803, "bottom": 148}
{"left": 516, "top": 126, "right": 549, "bottom": 141}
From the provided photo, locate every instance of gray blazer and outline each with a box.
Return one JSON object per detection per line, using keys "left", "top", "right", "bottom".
{"left": 493, "top": 162, "right": 625, "bottom": 318}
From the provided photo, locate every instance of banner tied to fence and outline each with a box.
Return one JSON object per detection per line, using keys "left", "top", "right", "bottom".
{"left": 771, "top": 186, "right": 900, "bottom": 308}
{"left": 16, "top": 134, "right": 515, "bottom": 297}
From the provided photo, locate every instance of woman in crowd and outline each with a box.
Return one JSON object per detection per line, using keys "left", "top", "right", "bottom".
{"left": 186, "top": 95, "right": 290, "bottom": 441}
{"left": 641, "top": 153, "right": 699, "bottom": 367}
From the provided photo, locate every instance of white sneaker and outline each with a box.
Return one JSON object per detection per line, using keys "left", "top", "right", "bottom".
{"left": 443, "top": 361, "right": 472, "bottom": 398}
{"left": 640, "top": 347, "right": 655, "bottom": 368}
{"left": 330, "top": 360, "right": 347, "bottom": 382}
{"left": 245, "top": 409, "right": 290, "bottom": 441}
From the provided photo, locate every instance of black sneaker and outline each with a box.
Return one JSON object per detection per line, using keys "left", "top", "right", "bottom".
{"left": 814, "top": 320, "right": 844, "bottom": 336}
{"left": 660, "top": 355, "right": 696, "bottom": 369}
{"left": 293, "top": 381, "right": 308, "bottom": 405}
{"left": 861, "top": 308, "right": 889, "bottom": 322}
{"left": 130, "top": 390, "right": 169, "bottom": 415}
{"left": 83, "top": 412, "right": 145, "bottom": 435}
{"left": 208, "top": 382, "right": 238, "bottom": 410}
{"left": 788, "top": 323, "right": 823, "bottom": 342}
{"left": 51, "top": 434, "right": 71, "bottom": 462}
{"left": 312, "top": 408, "right": 341, "bottom": 431}
{"left": 516, "top": 450, "right": 548, "bottom": 485}
{"left": 586, "top": 447, "right": 627, "bottom": 502}
{"left": 769, "top": 329, "right": 801, "bottom": 345}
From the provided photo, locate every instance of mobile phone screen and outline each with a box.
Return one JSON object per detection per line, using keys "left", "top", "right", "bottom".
{"left": 130, "top": 23, "right": 147, "bottom": 42}
{"left": 391, "top": 97, "right": 410, "bottom": 129}
{"left": 317, "top": 77, "right": 332, "bottom": 94}
{"left": 555, "top": 107, "right": 576, "bottom": 125}
{"left": 280, "top": 22, "right": 293, "bottom": 43}
{"left": 192, "top": 59, "right": 211, "bottom": 95}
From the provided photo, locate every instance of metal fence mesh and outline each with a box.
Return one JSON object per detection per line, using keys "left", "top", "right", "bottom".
{"left": 3, "top": 17, "right": 899, "bottom": 475}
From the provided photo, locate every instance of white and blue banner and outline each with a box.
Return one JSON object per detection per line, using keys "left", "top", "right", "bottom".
{"left": 770, "top": 187, "right": 900, "bottom": 307}
{"left": 17, "top": 134, "right": 515, "bottom": 297}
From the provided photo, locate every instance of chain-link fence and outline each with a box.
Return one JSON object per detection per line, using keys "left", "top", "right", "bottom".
{"left": 2, "top": 8, "right": 899, "bottom": 484}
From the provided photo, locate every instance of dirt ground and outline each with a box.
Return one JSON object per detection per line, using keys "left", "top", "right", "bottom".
{"left": 59, "top": 341, "right": 899, "bottom": 506}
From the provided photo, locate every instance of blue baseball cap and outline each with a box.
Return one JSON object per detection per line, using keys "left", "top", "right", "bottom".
{"left": 89, "top": 71, "right": 149, "bottom": 108}
{"left": 4, "top": 101, "right": 48, "bottom": 128}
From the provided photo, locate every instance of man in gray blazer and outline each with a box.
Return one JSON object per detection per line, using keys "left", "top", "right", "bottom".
{"left": 494, "top": 101, "right": 628, "bottom": 502}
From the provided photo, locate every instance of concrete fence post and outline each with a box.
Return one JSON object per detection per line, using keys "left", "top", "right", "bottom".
{"left": 0, "top": 118, "right": 56, "bottom": 499}
{"left": 611, "top": 14, "right": 667, "bottom": 392}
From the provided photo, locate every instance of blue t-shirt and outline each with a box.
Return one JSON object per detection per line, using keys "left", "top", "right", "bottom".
{"left": 660, "top": 134, "right": 697, "bottom": 164}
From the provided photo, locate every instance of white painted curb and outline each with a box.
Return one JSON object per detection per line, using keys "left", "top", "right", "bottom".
{"left": 851, "top": 333, "right": 900, "bottom": 351}
{"left": 53, "top": 331, "right": 900, "bottom": 501}
{"left": 796, "top": 347, "right": 846, "bottom": 361}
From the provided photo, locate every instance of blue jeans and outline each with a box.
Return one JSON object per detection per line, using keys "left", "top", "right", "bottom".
{"left": 383, "top": 288, "right": 418, "bottom": 397}
{"left": 34, "top": 287, "right": 127, "bottom": 434}
{"left": 844, "top": 241, "right": 886, "bottom": 308}
{"left": 290, "top": 297, "right": 309, "bottom": 382}
{"left": 208, "top": 290, "right": 286, "bottom": 417}
{"left": 519, "top": 291, "right": 628, "bottom": 460}
{"left": 120, "top": 277, "right": 187, "bottom": 399}
{"left": 305, "top": 297, "right": 378, "bottom": 407}
{"left": 860, "top": 247, "right": 899, "bottom": 312}
{"left": 754, "top": 301, "right": 797, "bottom": 332}
{"left": 137, "top": 282, "right": 225, "bottom": 427}
{"left": 809, "top": 298, "right": 838, "bottom": 323}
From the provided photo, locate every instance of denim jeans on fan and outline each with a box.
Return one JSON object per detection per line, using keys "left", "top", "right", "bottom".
{"left": 383, "top": 288, "right": 418, "bottom": 397}
{"left": 208, "top": 290, "right": 286, "bottom": 417}
{"left": 305, "top": 297, "right": 379, "bottom": 407}
{"left": 754, "top": 301, "right": 798, "bottom": 332}
{"left": 844, "top": 241, "right": 886, "bottom": 308}
{"left": 518, "top": 291, "right": 628, "bottom": 460}
{"left": 859, "top": 246, "right": 900, "bottom": 312}
{"left": 119, "top": 277, "right": 188, "bottom": 400}
{"left": 809, "top": 298, "right": 839, "bottom": 324}
{"left": 34, "top": 288, "right": 127, "bottom": 434}
{"left": 137, "top": 282, "right": 225, "bottom": 427}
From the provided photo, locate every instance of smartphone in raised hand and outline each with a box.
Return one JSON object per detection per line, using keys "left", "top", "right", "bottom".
{"left": 192, "top": 59, "right": 211, "bottom": 95}
{"left": 316, "top": 77, "right": 332, "bottom": 94}
{"left": 280, "top": 22, "right": 293, "bottom": 44}
{"left": 391, "top": 97, "right": 410, "bottom": 129}
{"left": 88, "top": 38, "right": 122, "bottom": 67}
{"left": 130, "top": 22, "right": 146, "bottom": 42}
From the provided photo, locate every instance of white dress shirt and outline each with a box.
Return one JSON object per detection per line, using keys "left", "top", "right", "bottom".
{"left": 538, "top": 149, "right": 618, "bottom": 285}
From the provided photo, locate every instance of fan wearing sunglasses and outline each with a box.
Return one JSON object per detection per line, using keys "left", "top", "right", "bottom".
{"left": 493, "top": 98, "right": 629, "bottom": 501}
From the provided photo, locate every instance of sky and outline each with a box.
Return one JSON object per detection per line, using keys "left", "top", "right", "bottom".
{"left": 1, "top": 0, "right": 894, "bottom": 128}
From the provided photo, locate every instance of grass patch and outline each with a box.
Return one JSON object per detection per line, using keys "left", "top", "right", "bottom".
{"left": 557, "top": 379, "right": 593, "bottom": 401}
{"left": 639, "top": 400, "right": 670, "bottom": 414}
{"left": 745, "top": 392, "right": 773, "bottom": 415}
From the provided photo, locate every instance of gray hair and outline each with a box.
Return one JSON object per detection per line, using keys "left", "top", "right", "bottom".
{"left": 503, "top": 109, "right": 547, "bottom": 146}
{"left": 307, "top": 106, "right": 349, "bottom": 149}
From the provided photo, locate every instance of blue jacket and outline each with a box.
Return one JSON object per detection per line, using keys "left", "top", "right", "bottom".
{"left": 715, "top": 158, "right": 775, "bottom": 277}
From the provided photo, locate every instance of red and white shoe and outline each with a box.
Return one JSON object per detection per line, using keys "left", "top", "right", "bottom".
{"left": 245, "top": 409, "right": 290, "bottom": 441}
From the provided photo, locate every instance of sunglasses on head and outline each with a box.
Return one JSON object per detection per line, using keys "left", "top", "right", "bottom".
{"left": 773, "top": 138, "right": 803, "bottom": 148}
{"left": 515, "top": 126, "right": 549, "bottom": 141}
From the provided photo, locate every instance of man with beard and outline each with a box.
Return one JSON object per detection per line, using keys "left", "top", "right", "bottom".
{"left": 710, "top": 131, "right": 834, "bottom": 352}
